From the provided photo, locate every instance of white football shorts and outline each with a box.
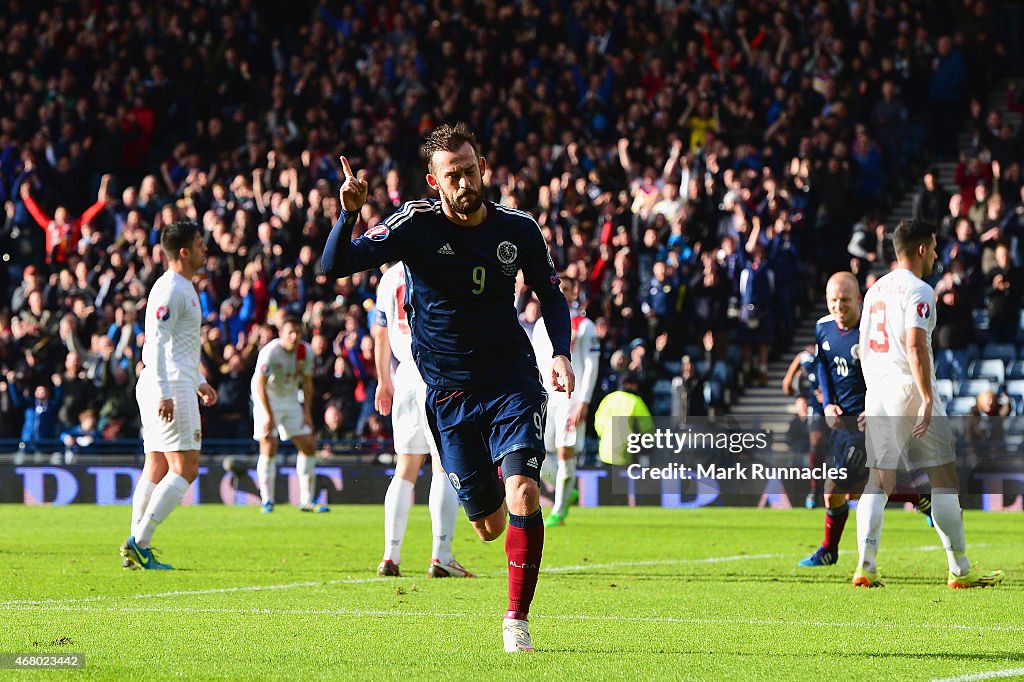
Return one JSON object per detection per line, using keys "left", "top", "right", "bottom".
{"left": 137, "top": 370, "right": 203, "bottom": 453}
{"left": 252, "top": 396, "right": 311, "bottom": 441}
{"left": 864, "top": 379, "right": 955, "bottom": 471}
{"left": 392, "top": 360, "right": 437, "bottom": 456}
{"left": 544, "top": 391, "right": 584, "bottom": 452}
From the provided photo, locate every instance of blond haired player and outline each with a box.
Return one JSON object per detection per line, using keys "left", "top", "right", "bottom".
{"left": 856, "top": 219, "right": 1004, "bottom": 588}
{"left": 122, "top": 221, "right": 218, "bottom": 570}
{"left": 530, "top": 276, "right": 600, "bottom": 527}
{"left": 373, "top": 262, "right": 472, "bottom": 577}
{"left": 252, "top": 316, "right": 326, "bottom": 513}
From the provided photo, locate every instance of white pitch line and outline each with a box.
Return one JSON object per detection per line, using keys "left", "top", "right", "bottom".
{"left": 0, "top": 553, "right": 780, "bottom": 607}
{"left": 931, "top": 668, "right": 1024, "bottom": 682}
{"left": 0, "top": 576, "right": 392, "bottom": 607}
{"left": 0, "top": 542, "right": 997, "bottom": 608}
{"left": 545, "top": 553, "right": 782, "bottom": 572}
{"left": 1, "top": 604, "right": 1022, "bottom": 635}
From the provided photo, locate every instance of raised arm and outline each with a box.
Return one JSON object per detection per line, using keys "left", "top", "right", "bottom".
{"left": 321, "top": 156, "right": 406, "bottom": 278}
{"left": 20, "top": 184, "right": 51, "bottom": 229}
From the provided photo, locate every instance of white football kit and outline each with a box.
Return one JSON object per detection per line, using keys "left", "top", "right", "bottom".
{"left": 251, "top": 338, "right": 313, "bottom": 441}
{"left": 860, "top": 268, "right": 954, "bottom": 470}
{"left": 531, "top": 311, "right": 600, "bottom": 451}
{"left": 376, "top": 263, "right": 437, "bottom": 456}
{"left": 137, "top": 270, "right": 204, "bottom": 452}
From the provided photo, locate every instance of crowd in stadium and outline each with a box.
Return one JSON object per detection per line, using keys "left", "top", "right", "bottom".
{"left": 0, "top": 0, "right": 1019, "bottom": 457}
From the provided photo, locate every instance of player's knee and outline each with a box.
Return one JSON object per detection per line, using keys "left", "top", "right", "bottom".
{"left": 394, "top": 454, "right": 425, "bottom": 482}
{"left": 505, "top": 476, "right": 540, "bottom": 515}
{"left": 473, "top": 514, "right": 506, "bottom": 542}
{"left": 176, "top": 462, "right": 199, "bottom": 483}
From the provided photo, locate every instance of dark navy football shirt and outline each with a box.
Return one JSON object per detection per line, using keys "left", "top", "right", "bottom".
{"left": 322, "top": 199, "right": 571, "bottom": 391}
{"left": 815, "top": 314, "right": 866, "bottom": 414}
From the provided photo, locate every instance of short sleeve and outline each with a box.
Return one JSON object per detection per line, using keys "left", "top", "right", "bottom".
{"left": 904, "top": 284, "right": 934, "bottom": 331}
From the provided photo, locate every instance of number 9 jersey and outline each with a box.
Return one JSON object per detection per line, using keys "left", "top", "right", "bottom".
{"left": 859, "top": 269, "right": 937, "bottom": 383}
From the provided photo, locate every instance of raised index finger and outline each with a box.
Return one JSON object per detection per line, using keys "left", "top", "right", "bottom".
{"left": 339, "top": 156, "right": 354, "bottom": 179}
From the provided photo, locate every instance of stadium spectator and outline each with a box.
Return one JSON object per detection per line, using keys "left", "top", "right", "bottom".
{"left": 0, "top": 0, "right": 1012, "bottom": 453}
{"left": 60, "top": 409, "right": 101, "bottom": 464}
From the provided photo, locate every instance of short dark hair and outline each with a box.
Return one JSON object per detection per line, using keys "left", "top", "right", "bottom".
{"left": 281, "top": 315, "right": 303, "bottom": 330}
{"left": 421, "top": 122, "right": 477, "bottom": 172}
{"left": 892, "top": 219, "right": 936, "bottom": 257}
{"left": 161, "top": 221, "right": 200, "bottom": 260}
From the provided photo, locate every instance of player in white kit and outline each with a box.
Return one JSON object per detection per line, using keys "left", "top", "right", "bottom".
{"left": 530, "top": 277, "right": 600, "bottom": 528}
{"left": 122, "top": 222, "right": 219, "bottom": 570}
{"left": 372, "top": 262, "right": 472, "bottom": 577}
{"left": 856, "top": 219, "right": 1004, "bottom": 588}
{"left": 252, "top": 316, "right": 327, "bottom": 513}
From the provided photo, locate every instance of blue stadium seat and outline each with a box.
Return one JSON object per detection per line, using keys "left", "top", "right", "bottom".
{"left": 706, "top": 378, "right": 726, "bottom": 407}
{"left": 980, "top": 343, "right": 1016, "bottom": 363}
{"left": 1007, "top": 360, "right": 1024, "bottom": 381}
{"left": 936, "top": 348, "right": 970, "bottom": 381}
{"left": 710, "top": 360, "right": 733, "bottom": 387}
{"left": 662, "top": 360, "right": 681, "bottom": 377}
{"left": 652, "top": 379, "right": 674, "bottom": 416}
{"left": 957, "top": 379, "right": 995, "bottom": 397}
{"left": 935, "top": 379, "right": 955, "bottom": 403}
{"left": 945, "top": 397, "right": 978, "bottom": 415}
{"left": 1007, "top": 415, "right": 1024, "bottom": 437}
{"left": 1004, "top": 380, "right": 1024, "bottom": 402}
{"left": 968, "top": 359, "right": 1006, "bottom": 384}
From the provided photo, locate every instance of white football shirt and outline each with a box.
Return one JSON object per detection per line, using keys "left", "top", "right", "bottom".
{"left": 251, "top": 338, "right": 312, "bottom": 402}
{"left": 142, "top": 270, "right": 203, "bottom": 399}
{"left": 531, "top": 310, "right": 601, "bottom": 405}
{"left": 859, "top": 268, "right": 937, "bottom": 382}
{"left": 375, "top": 263, "right": 413, "bottom": 364}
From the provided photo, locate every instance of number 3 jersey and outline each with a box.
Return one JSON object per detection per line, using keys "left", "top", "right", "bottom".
{"left": 322, "top": 199, "right": 571, "bottom": 391}
{"left": 859, "top": 269, "right": 937, "bottom": 383}
{"left": 814, "top": 314, "right": 865, "bottom": 414}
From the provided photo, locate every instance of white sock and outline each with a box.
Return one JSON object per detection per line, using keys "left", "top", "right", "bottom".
{"left": 856, "top": 489, "right": 888, "bottom": 573}
{"left": 383, "top": 478, "right": 414, "bottom": 564}
{"left": 539, "top": 452, "right": 557, "bottom": 488}
{"left": 130, "top": 477, "right": 158, "bottom": 539}
{"left": 931, "top": 488, "right": 970, "bottom": 576}
{"left": 296, "top": 454, "right": 317, "bottom": 507}
{"left": 256, "top": 455, "right": 276, "bottom": 504}
{"left": 553, "top": 457, "right": 577, "bottom": 516}
{"left": 430, "top": 471, "right": 459, "bottom": 564}
{"left": 137, "top": 473, "right": 190, "bottom": 548}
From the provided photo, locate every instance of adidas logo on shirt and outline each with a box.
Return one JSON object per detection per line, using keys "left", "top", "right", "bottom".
{"left": 526, "top": 457, "right": 539, "bottom": 468}
{"left": 437, "top": 243, "right": 455, "bottom": 255}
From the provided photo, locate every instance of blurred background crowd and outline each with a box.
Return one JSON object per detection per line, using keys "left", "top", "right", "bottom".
{"left": 0, "top": 0, "right": 1021, "bottom": 460}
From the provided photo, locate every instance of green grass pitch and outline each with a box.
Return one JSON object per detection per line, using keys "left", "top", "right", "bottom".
{"left": 0, "top": 504, "right": 1021, "bottom": 680}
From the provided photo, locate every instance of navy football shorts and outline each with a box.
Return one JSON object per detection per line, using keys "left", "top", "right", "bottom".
{"left": 827, "top": 418, "right": 869, "bottom": 489}
{"left": 425, "top": 376, "right": 548, "bottom": 521}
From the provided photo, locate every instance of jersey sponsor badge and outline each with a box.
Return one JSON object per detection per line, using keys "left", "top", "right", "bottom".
{"left": 156, "top": 305, "right": 171, "bottom": 321}
{"left": 916, "top": 302, "right": 931, "bottom": 319}
{"left": 364, "top": 224, "right": 390, "bottom": 241}
{"left": 821, "top": 340, "right": 831, "bottom": 351}
{"left": 448, "top": 472, "right": 461, "bottom": 490}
